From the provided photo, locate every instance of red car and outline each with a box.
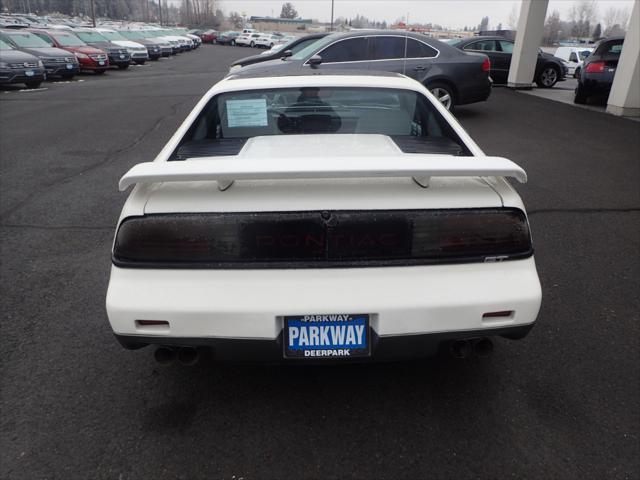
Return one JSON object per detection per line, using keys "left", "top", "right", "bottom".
{"left": 28, "top": 29, "right": 109, "bottom": 74}
{"left": 198, "top": 29, "right": 217, "bottom": 44}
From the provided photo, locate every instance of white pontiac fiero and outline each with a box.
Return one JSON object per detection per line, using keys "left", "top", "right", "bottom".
{"left": 106, "top": 71, "right": 541, "bottom": 364}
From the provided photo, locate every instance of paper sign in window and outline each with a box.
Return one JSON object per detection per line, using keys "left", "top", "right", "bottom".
{"left": 226, "top": 99, "right": 268, "bottom": 127}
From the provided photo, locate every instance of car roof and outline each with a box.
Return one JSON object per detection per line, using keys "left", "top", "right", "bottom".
{"left": 459, "top": 36, "right": 508, "bottom": 42}
{"left": 229, "top": 68, "right": 406, "bottom": 81}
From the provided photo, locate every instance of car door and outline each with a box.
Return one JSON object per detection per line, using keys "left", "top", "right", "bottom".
{"left": 312, "top": 37, "right": 369, "bottom": 72}
{"left": 368, "top": 36, "right": 438, "bottom": 81}
{"left": 463, "top": 39, "right": 504, "bottom": 83}
{"left": 495, "top": 40, "right": 516, "bottom": 84}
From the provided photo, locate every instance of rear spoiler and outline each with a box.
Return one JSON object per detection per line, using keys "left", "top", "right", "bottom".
{"left": 119, "top": 155, "right": 527, "bottom": 191}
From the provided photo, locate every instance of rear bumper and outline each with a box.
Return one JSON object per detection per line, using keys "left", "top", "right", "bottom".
{"left": 115, "top": 323, "right": 535, "bottom": 362}
{"left": 107, "top": 258, "right": 542, "bottom": 359}
{"left": 457, "top": 78, "right": 492, "bottom": 105}
{"left": 579, "top": 75, "right": 614, "bottom": 97}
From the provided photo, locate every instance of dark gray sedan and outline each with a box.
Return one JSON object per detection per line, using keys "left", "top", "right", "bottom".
{"left": 232, "top": 30, "right": 492, "bottom": 110}
{"left": 449, "top": 36, "right": 567, "bottom": 88}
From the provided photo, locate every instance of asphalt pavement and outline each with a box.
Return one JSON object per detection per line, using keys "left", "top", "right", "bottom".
{"left": 1, "top": 45, "right": 639, "bottom": 480}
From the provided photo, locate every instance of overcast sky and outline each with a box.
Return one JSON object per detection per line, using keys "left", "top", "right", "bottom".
{"left": 204, "top": 0, "right": 635, "bottom": 29}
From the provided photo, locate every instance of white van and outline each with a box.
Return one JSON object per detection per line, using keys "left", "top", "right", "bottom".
{"left": 554, "top": 46, "right": 594, "bottom": 77}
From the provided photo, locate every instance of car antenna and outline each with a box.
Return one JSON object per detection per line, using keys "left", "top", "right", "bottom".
{"left": 402, "top": 13, "right": 409, "bottom": 75}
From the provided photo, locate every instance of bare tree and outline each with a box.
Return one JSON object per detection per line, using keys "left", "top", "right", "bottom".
{"left": 543, "top": 10, "right": 562, "bottom": 45}
{"left": 228, "top": 11, "right": 243, "bottom": 29}
{"left": 569, "top": 0, "right": 598, "bottom": 39}
{"left": 603, "top": 6, "right": 630, "bottom": 36}
{"left": 507, "top": 3, "right": 519, "bottom": 29}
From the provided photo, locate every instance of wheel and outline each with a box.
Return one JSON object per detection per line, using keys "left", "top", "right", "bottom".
{"left": 230, "top": 40, "right": 235, "bottom": 46}
{"left": 250, "top": 41, "right": 255, "bottom": 47}
{"left": 270, "top": 43, "right": 274, "bottom": 48}
{"left": 536, "top": 65, "right": 560, "bottom": 88}
{"left": 25, "top": 81, "right": 41, "bottom": 89}
{"left": 573, "top": 67, "right": 581, "bottom": 79}
{"left": 95, "top": 70, "right": 106, "bottom": 75}
{"left": 118, "top": 64, "right": 129, "bottom": 70}
{"left": 427, "top": 82, "right": 455, "bottom": 110}
{"left": 574, "top": 85, "right": 588, "bottom": 104}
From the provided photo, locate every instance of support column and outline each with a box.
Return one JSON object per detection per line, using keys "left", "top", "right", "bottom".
{"left": 606, "top": 0, "right": 640, "bottom": 117}
{"left": 508, "top": 0, "right": 549, "bottom": 89}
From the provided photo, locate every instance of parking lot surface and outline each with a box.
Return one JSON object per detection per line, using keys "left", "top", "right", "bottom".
{"left": 1, "top": 46, "right": 639, "bottom": 479}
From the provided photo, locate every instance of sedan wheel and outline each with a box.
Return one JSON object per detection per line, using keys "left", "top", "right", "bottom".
{"left": 250, "top": 41, "right": 255, "bottom": 47}
{"left": 536, "top": 66, "right": 559, "bottom": 88}
{"left": 429, "top": 85, "right": 454, "bottom": 110}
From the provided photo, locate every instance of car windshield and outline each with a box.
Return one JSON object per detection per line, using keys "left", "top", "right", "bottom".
{"left": 291, "top": 34, "right": 337, "bottom": 60}
{"left": 0, "top": 38, "right": 13, "bottom": 50}
{"left": 100, "top": 31, "right": 127, "bottom": 41}
{"left": 4, "top": 32, "right": 51, "bottom": 48}
{"left": 51, "top": 33, "right": 86, "bottom": 47}
{"left": 172, "top": 86, "right": 469, "bottom": 159}
{"left": 76, "top": 31, "right": 108, "bottom": 43}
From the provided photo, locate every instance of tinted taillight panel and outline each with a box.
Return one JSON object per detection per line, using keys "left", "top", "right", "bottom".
{"left": 113, "top": 209, "right": 533, "bottom": 268}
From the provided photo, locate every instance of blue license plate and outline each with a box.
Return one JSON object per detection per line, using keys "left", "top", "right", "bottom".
{"left": 25, "top": 70, "right": 34, "bottom": 77}
{"left": 284, "top": 314, "right": 370, "bottom": 359}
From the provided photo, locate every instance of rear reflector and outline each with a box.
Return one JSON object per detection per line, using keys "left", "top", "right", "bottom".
{"left": 482, "top": 311, "right": 514, "bottom": 318}
{"left": 136, "top": 320, "right": 169, "bottom": 326}
{"left": 585, "top": 61, "right": 605, "bottom": 73}
{"left": 113, "top": 208, "right": 533, "bottom": 269}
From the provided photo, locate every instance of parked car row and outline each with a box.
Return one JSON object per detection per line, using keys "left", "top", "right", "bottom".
{"left": 216, "top": 29, "right": 294, "bottom": 49}
{"left": 0, "top": 25, "right": 202, "bottom": 89}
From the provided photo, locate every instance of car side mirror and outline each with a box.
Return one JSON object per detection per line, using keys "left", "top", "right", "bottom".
{"left": 282, "top": 49, "right": 293, "bottom": 58}
{"left": 308, "top": 55, "right": 322, "bottom": 67}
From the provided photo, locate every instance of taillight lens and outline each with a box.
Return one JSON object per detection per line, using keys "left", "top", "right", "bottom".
{"left": 585, "top": 61, "right": 605, "bottom": 73}
{"left": 482, "top": 57, "right": 491, "bottom": 72}
{"left": 113, "top": 209, "right": 533, "bottom": 268}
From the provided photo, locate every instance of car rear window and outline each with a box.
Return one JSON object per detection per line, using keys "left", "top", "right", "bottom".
{"left": 171, "top": 86, "right": 470, "bottom": 160}
{"left": 596, "top": 40, "right": 623, "bottom": 55}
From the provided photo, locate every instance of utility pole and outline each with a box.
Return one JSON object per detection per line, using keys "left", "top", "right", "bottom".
{"left": 330, "top": 0, "right": 334, "bottom": 31}
{"left": 90, "top": 0, "right": 96, "bottom": 27}
{"left": 159, "top": 0, "right": 163, "bottom": 26}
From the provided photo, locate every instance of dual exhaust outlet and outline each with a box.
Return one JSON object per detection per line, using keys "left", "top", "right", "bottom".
{"left": 449, "top": 337, "right": 494, "bottom": 359}
{"left": 154, "top": 346, "right": 201, "bottom": 366}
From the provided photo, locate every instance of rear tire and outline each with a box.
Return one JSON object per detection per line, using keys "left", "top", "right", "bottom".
{"left": 427, "top": 82, "right": 455, "bottom": 110}
{"left": 25, "top": 81, "right": 41, "bottom": 89}
{"left": 536, "top": 65, "right": 560, "bottom": 88}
